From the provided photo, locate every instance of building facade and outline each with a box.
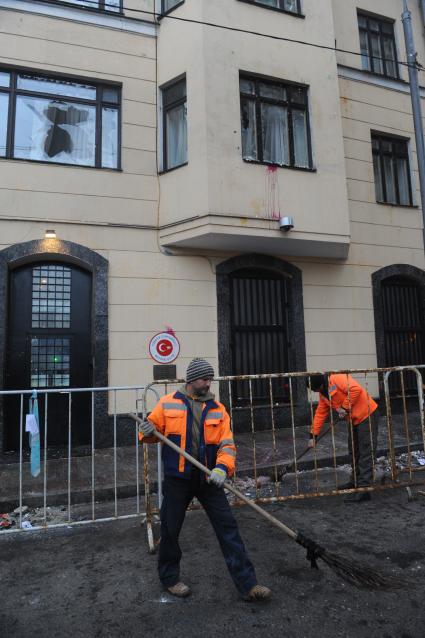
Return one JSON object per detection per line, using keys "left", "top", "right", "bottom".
{"left": 0, "top": 0, "right": 424, "bottom": 450}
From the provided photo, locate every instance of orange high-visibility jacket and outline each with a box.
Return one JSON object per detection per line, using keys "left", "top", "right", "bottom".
{"left": 140, "top": 391, "right": 236, "bottom": 479}
{"left": 311, "top": 374, "right": 378, "bottom": 436}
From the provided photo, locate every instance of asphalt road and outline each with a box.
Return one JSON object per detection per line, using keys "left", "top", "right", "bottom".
{"left": 1, "top": 484, "right": 424, "bottom": 638}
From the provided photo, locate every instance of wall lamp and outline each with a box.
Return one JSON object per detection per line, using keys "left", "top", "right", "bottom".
{"left": 44, "top": 229, "right": 57, "bottom": 239}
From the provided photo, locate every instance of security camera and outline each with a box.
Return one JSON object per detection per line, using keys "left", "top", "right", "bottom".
{"left": 279, "top": 216, "right": 294, "bottom": 231}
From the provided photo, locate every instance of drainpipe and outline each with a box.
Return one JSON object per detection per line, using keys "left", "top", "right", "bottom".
{"left": 402, "top": 0, "right": 425, "bottom": 249}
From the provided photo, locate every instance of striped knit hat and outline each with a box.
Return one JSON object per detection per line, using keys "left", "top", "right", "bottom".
{"left": 186, "top": 358, "right": 215, "bottom": 383}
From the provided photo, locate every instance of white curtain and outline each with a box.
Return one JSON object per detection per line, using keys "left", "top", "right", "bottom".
{"left": 166, "top": 103, "right": 187, "bottom": 168}
{"left": 397, "top": 158, "right": 410, "bottom": 205}
{"left": 102, "top": 107, "right": 118, "bottom": 169}
{"left": 0, "top": 93, "right": 8, "bottom": 156}
{"left": 292, "top": 109, "right": 309, "bottom": 168}
{"left": 261, "top": 103, "right": 289, "bottom": 166}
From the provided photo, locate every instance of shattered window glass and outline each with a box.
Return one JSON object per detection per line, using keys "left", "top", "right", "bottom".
{"left": 14, "top": 96, "right": 96, "bottom": 166}
{"left": 0, "top": 70, "right": 120, "bottom": 168}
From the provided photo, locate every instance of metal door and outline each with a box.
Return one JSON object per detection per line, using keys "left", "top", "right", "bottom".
{"left": 382, "top": 276, "right": 425, "bottom": 395}
{"left": 4, "top": 262, "right": 92, "bottom": 450}
{"left": 229, "top": 268, "right": 291, "bottom": 406}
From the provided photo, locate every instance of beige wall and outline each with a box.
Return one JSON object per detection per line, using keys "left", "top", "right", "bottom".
{"left": 0, "top": 0, "right": 424, "bottom": 398}
{"left": 157, "top": 0, "right": 351, "bottom": 256}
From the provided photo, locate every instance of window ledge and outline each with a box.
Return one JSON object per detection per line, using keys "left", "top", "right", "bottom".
{"left": 157, "top": 0, "right": 184, "bottom": 21}
{"left": 237, "top": 0, "right": 304, "bottom": 18}
{"left": 243, "top": 158, "right": 316, "bottom": 173}
{"left": 0, "top": 156, "right": 122, "bottom": 171}
{"left": 35, "top": 0, "right": 124, "bottom": 17}
{"left": 375, "top": 200, "right": 418, "bottom": 209}
{"left": 159, "top": 161, "right": 188, "bottom": 175}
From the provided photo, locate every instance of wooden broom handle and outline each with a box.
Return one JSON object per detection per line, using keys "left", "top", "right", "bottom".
{"left": 129, "top": 412, "right": 298, "bottom": 541}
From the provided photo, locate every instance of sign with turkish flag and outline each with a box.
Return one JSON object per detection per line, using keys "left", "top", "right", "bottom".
{"left": 149, "top": 332, "right": 180, "bottom": 364}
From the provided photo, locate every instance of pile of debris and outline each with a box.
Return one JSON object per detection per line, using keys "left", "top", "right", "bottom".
{"left": 0, "top": 505, "right": 69, "bottom": 530}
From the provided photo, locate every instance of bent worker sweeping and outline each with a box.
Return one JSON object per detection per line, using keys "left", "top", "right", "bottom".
{"left": 138, "top": 357, "right": 272, "bottom": 601}
{"left": 307, "top": 373, "right": 379, "bottom": 502}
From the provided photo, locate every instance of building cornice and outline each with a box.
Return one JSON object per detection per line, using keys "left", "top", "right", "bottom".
{"left": 338, "top": 64, "right": 425, "bottom": 97}
{"left": 0, "top": 0, "right": 156, "bottom": 36}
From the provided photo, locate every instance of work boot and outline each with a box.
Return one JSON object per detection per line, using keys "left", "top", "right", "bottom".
{"left": 166, "top": 582, "right": 191, "bottom": 598}
{"left": 242, "top": 585, "right": 272, "bottom": 602}
{"left": 344, "top": 492, "right": 371, "bottom": 503}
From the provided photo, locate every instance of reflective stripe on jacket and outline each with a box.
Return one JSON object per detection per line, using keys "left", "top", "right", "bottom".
{"left": 139, "top": 391, "right": 236, "bottom": 479}
{"left": 312, "top": 374, "right": 378, "bottom": 436}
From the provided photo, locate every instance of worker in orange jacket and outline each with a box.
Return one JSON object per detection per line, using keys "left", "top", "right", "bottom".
{"left": 307, "top": 373, "right": 379, "bottom": 503}
{"left": 139, "top": 357, "right": 271, "bottom": 601}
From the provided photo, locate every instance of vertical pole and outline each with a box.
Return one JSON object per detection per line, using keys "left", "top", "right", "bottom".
{"left": 402, "top": 0, "right": 425, "bottom": 247}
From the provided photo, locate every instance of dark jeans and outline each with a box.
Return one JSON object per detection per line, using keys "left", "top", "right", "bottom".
{"left": 158, "top": 469, "right": 257, "bottom": 594}
{"left": 347, "top": 411, "right": 379, "bottom": 487}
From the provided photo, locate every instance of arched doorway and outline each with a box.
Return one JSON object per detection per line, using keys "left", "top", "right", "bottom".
{"left": 0, "top": 239, "right": 108, "bottom": 453}
{"left": 216, "top": 254, "right": 307, "bottom": 429}
{"left": 5, "top": 261, "right": 92, "bottom": 450}
{"left": 372, "top": 264, "right": 425, "bottom": 397}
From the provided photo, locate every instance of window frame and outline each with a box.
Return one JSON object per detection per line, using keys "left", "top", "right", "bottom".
{"left": 161, "top": 76, "right": 188, "bottom": 173}
{"left": 237, "top": 0, "right": 303, "bottom": 18}
{"left": 239, "top": 73, "right": 313, "bottom": 171}
{"left": 0, "top": 67, "right": 121, "bottom": 170}
{"left": 160, "top": 0, "right": 185, "bottom": 17}
{"left": 357, "top": 11, "right": 399, "bottom": 79}
{"left": 371, "top": 133, "right": 413, "bottom": 206}
{"left": 35, "top": 0, "right": 123, "bottom": 14}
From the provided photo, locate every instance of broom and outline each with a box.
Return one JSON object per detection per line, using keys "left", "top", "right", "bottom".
{"left": 276, "top": 425, "right": 332, "bottom": 479}
{"left": 130, "top": 413, "right": 403, "bottom": 590}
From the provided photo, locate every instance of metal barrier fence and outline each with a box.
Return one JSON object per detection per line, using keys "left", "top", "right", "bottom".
{"left": 139, "top": 366, "right": 425, "bottom": 552}
{"left": 1, "top": 366, "right": 424, "bottom": 540}
{"left": 0, "top": 385, "right": 147, "bottom": 533}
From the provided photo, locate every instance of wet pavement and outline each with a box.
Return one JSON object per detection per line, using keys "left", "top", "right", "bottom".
{"left": 1, "top": 475, "right": 424, "bottom": 638}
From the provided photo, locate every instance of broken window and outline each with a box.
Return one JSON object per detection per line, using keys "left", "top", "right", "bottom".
{"left": 0, "top": 71, "right": 120, "bottom": 168}
{"left": 240, "top": 75, "right": 311, "bottom": 169}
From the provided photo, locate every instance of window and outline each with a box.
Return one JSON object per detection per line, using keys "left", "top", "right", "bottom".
{"left": 43, "top": 0, "right": 121, "bottom": 12}
{"left": 161, "top": 0, "right": 182, "bottom": 13}
{"left": 0, "top": 69, "right": 120, "bottom": 168}
{"left": 32, "top": 265, "right": 71, "bottom": 329}
{"left": 162, "top": 77, "right": 187, "bottom": 171}
{"left": 240, "top": 75, "right": 311, "bottom": 169}
{"left": 358, "top": 13, "right": 398, "bottom": 78}
{"left": 372, "top": 134, "right": 412, "bottom": 206}
{"left": 239, "top": 0, "right": 301, "bottom": 15}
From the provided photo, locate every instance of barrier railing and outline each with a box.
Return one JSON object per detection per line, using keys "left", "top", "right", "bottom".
{"left": 139, "top": 367, "right": 425, "bottom": 552}
{"left": 0, "top": 385, "right": 146, "bottom": 533}
{"left": 1, "top": 366, "right": 424, "bottom": 540}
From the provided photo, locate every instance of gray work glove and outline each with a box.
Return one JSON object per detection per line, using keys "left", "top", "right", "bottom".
{"left": 138, "top": 419, "right": 156, "bottom": 437}
{"left": 208, "top": 467, "right": 227, "bottom": 487}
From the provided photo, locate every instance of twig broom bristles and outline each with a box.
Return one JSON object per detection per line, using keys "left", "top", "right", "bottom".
{"left": 129, "top": 413, "right": 404, "bottom": 590}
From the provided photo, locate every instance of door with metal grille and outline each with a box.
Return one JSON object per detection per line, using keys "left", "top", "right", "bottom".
{"left": 229, "top": 268, "right": 291, "bottom": 406}
{"left": 4, "top": 262, "right": 92, "bottom": 450}
{"left": 382, "top": 276, "right": 425, "bottom": 395}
